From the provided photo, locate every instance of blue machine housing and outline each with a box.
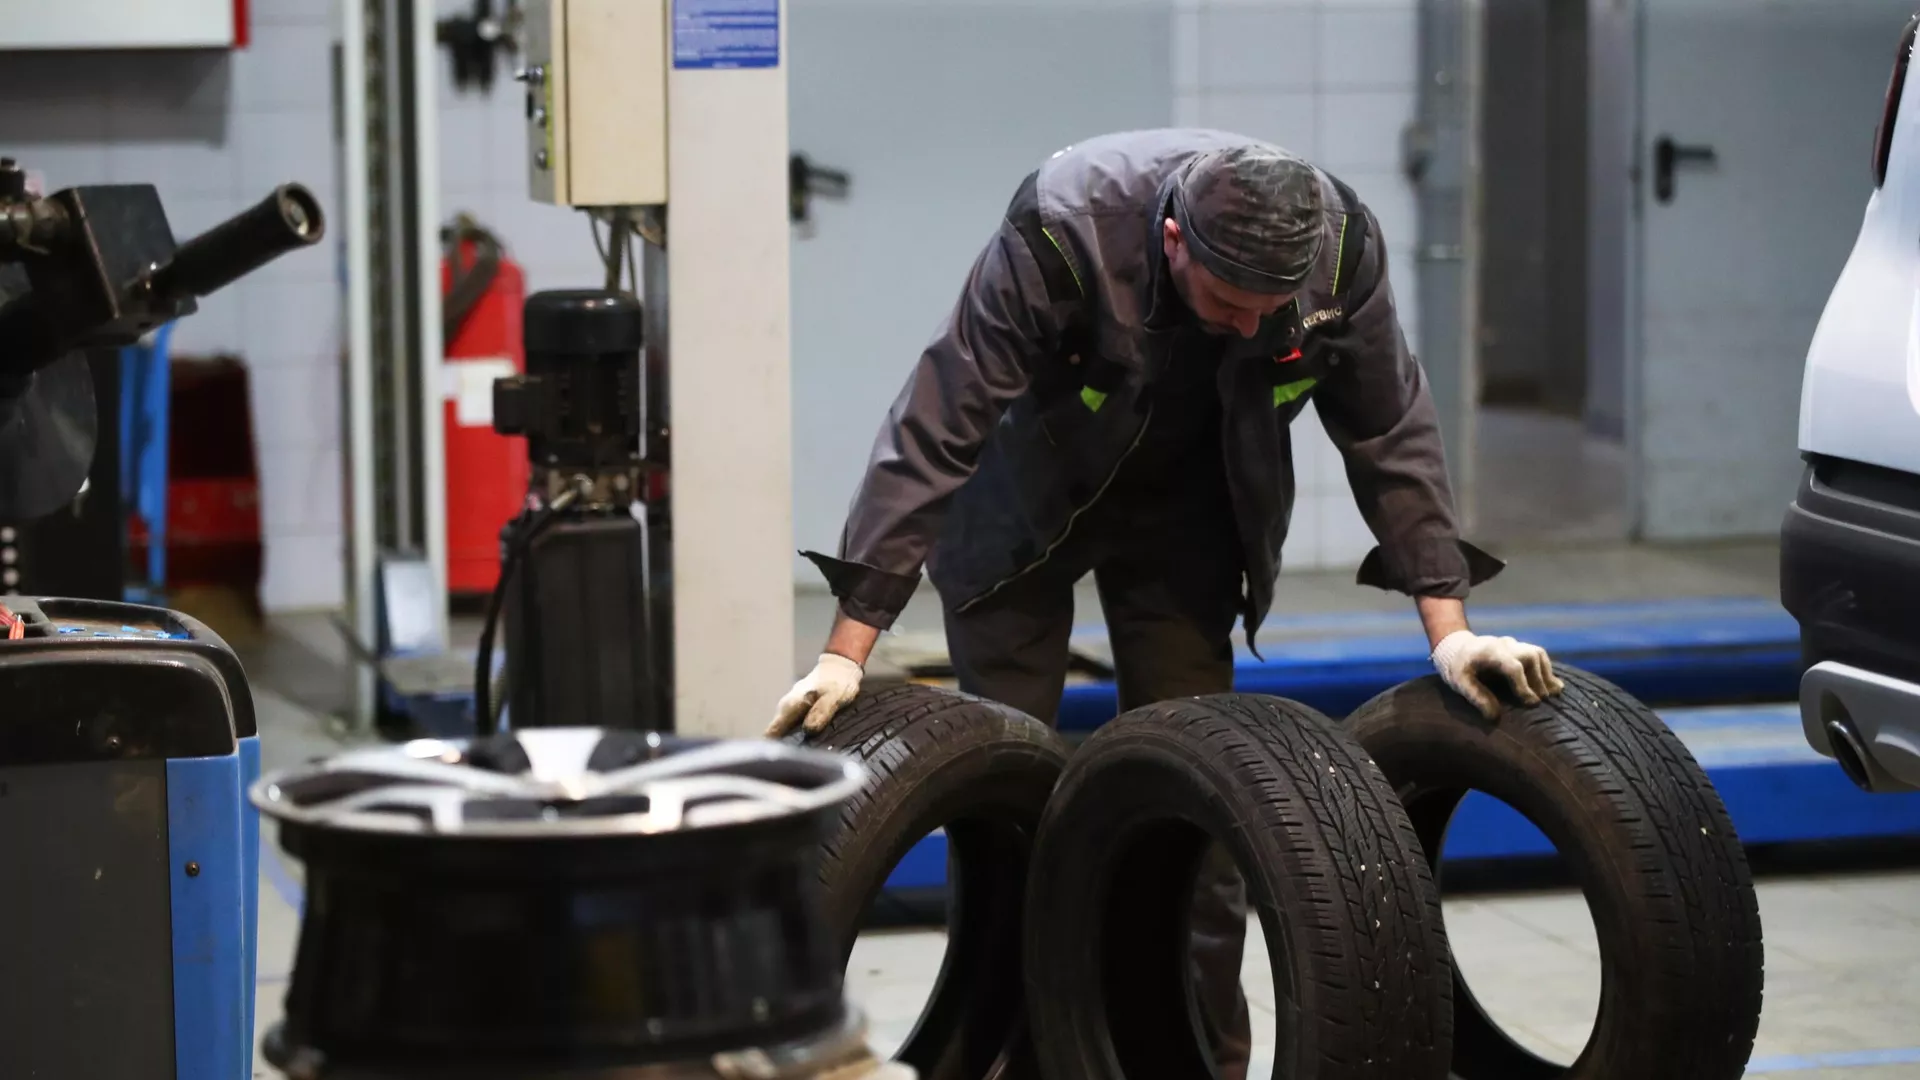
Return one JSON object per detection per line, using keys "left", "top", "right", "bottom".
{"left": 0, "top": 597, "right": 260, "bottom": 1080}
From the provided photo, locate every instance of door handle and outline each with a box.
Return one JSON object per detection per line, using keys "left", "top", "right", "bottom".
{"left": 1653, "top": 135, "right": 1717, "bottom": 204}
{"left": 1400, "top": 120, "right": 1434, "bottom": 184}
{"left": 789, "top": 152, "right": 851, "bottom": 226}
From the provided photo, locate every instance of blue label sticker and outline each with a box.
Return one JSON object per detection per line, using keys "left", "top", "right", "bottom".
{"left": 673, "top": 0, "right": 779, "bottom": 70}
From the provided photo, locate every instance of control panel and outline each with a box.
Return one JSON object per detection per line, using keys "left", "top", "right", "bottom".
{"left": 521, "top": 0, "right": 670, "bottom": 208}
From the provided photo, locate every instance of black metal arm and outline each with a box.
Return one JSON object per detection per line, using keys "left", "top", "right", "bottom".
{"left": 0, "top": 154, "right": 328, "bottom": 521}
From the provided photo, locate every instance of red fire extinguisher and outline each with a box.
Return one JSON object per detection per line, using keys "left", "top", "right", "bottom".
{"left": 441, "top": 214, "right": 530, "bottom": 599}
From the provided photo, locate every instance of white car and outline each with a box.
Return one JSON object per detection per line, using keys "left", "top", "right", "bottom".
{"left": 1785, "top": 11, "right": 1920, "bottom": 793}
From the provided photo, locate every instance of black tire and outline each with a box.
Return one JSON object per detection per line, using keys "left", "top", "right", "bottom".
{"left": 797, "top": 683, "right": 1069, "bottom": 1080}
{"left": 1343, "top": 667, "right": 1765, "bottom": 1079}
{"left": 1023, "top": 693, "right": 1454, "bottom": 1080}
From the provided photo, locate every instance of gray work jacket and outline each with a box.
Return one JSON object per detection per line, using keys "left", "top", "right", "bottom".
{"left": 804, "top": 128, "right": 1502, "bottom": 646}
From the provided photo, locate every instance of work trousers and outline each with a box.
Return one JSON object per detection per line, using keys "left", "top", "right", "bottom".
{"left": 939, "top": 490, "right": 1253, "bottom": 1079}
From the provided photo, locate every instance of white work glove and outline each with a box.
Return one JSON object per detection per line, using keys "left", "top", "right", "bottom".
{"left": 767, "top": 653, "right": 864, "bottom": 738}
{"left": 1431, "top": 630, "right": 1566, "bottom": 719}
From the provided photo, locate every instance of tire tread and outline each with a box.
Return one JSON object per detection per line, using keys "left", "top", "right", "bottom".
{"left": 1028, "top": 692, "right": 1453, "bottom": 1079}
{"left": 1347, "top": 668, "right": 1765, "bottom": 1079}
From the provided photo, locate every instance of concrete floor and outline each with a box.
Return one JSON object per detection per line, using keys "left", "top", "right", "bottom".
{"left": 252, "top": 766, "right": 1920, "bottom": 1080}
{"left": 843, "top": 868, "right": 1920, "bottom": 1078}
{"left": 251, "top": 837, "right": 1920, "bottom": 1080}
{"left": 241, "top": 537, "right": 1920, "bottom": 1077}
{"left": 1471, "top": 405, "right": 1632, "bottom": 548}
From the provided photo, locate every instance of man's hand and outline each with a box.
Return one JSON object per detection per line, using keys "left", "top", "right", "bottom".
{"left": 1430, "top": 629, "right": 1565, "bottom": 719}
{"left": 767, "top": 613, "right": 883, "bottom": 738}
{"left": 767, "top": 653, "right": 865, "bottom": 737}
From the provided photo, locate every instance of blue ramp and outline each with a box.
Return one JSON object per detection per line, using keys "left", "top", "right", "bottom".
{"left": 881, "top": 702, "right": 1920, "bottom": 894}
{"left": 1057, "top": 597, "right": 1801, "bottom": 732}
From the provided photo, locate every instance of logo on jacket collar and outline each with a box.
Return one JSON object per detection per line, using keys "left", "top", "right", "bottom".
{"left": 1301, "top": 304, "right": 1344, "bottom": 330}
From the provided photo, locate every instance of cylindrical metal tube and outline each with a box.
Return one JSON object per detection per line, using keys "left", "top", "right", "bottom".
{"left": 149, "top": 183, "right": 326, "bottom": 301}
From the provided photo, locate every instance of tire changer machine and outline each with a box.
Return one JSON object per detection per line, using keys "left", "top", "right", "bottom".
{"left": 0, "top": 159, "right": 323, "bottom": 1080}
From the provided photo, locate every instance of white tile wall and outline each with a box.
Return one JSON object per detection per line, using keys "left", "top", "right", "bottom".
{"left": 0, "top": 1, "right": 340, "bottom": 611}
{"left": 1199, "top": 7, "right": 1321, "bottom": 90}
{"left": 1317, "top": 485, "right": 1379, "bottom": 569}
{"left": 250, "top": 362, "right": 343, "bottom": 450}
{"left": 232, "top": 23, "right": 338, "bottom": 113}
{"left": 263, "top": 533, "right": 349, "bottom": 610}
{"left": 1199, "top": 91, "right": 1322, "bottom": 156}
{"left": 1318, "top": 6, "right": 1417, "bottom": 90}
{"left": 436, "top": 39, "right": 610, "bottom": 299}
{"left": 1335, "top": 169, "right": 1416, "bottom": 249}
{"left": 1174, "top": 0, "right": 1419, "bottom": 573}
{"left": 1174, "top": 8, "right": 1204, "bottom": 91}
{"left": 229, "top": 4, "right": 340, "bottom": 612}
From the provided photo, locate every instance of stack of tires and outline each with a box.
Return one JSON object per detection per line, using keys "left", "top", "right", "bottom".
{"left": 797, "top": 668, "right": 1767, "bottom": 1080}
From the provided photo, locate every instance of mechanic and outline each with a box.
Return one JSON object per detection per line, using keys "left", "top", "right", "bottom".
{"left": 768, "top": 129, "right": 1566, "bottom": 1077}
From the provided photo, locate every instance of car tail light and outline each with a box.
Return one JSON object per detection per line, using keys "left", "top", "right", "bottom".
{"left": 1872, "top": 13, "right": 1920, "bottom": 187}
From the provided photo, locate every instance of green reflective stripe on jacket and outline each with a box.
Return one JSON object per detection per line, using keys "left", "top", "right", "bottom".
{"left": 1273, "top": 377, "right": 1317, "bottom": 408}
{"left": 1081, "top": 386, "right": 1109, "bottom": 412}
{"left": 1331, "top": 214, "right": 1351, "bottom": 294}
{"left": 1042, "top": 227, "right": 1086, "bottom": 297}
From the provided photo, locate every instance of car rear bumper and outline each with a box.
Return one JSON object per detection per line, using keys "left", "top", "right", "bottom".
{"left": 1780, "top": 456, "right": 1920, "bottom": 792}
{"left": 1798, "top": 661, "right": 1920, "bottom": 791}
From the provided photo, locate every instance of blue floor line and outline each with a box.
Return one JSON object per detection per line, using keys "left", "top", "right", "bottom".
{"left": 1746, "top": 1047, "right": 1920, "bottom": 1072}
{"left": 261, "top": 842, "right": 303, "bottom": 916}
{"left": 1050, "top": 597, "right": 1807, "bottom": 734}
{"left": 1068, "top": 596, "right": 1790, "bottom": 644}
{"left": 1056, "top": 647, "right": 1804, "bottom": 732}
{"left": 1226, "top": 612, "right": 1796, "bottom": 664}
